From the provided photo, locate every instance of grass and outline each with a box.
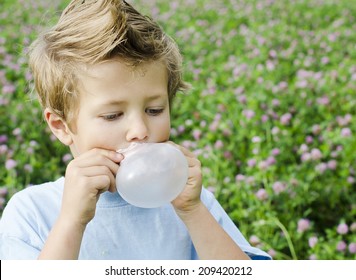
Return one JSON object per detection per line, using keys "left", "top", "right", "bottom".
{"left": 1, "top": 0, "right": 355, "bottom": 259}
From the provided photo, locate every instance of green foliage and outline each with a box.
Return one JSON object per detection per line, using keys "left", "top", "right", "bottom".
{"left": 0, "top": 0, "right": 355, "bottom": 259}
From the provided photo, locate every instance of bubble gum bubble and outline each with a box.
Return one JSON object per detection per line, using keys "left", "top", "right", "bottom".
{"left": 116, "top": 143, "right": 188, "bottom": 208}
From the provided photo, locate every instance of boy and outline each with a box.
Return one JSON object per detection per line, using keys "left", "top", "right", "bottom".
{"left": 0, "top": 0, "right": 270, "bottom": 260}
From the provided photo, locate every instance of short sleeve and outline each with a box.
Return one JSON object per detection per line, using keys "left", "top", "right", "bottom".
{"left": 0, "top": 235, "right": 40, "bottom": 259}
{"left": 0, "top": 187, "right": 52, "bottom": 260}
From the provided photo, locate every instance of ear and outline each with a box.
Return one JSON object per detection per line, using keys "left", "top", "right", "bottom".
{"left": 44, "top": 108, "right": 73, "bottom": 146}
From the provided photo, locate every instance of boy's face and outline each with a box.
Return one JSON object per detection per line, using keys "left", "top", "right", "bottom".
{"left": 67, "top": 59, "right": 171, "bottom": 157}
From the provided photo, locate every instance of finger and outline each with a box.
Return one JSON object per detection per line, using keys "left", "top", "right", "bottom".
{"left": 76, "top": 148, "right": 124, "bottom": 164}
{"left": 79, "top": 166, "right": 117, "bottom": 192}
{"left": 74, "top": 150, "right": 123, "bottom": 175}
{"left": 89, "top": 175, "right": 112, "bottom": 194}
{"left": 186, "top": 157, "right": 201, "bottom": 168}
{"left": 167, "top": 141, "right": 196, "bottom": 158}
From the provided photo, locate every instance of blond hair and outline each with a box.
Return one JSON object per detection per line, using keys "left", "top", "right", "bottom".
{"left": 29, "top": 0, "right": 189, "bottom": 124}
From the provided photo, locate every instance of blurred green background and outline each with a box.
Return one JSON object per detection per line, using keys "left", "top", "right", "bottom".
{"left": 0, "top": 0, "right": 355, "bottom": 259}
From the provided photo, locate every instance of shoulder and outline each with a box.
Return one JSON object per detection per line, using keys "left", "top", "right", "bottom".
{"left": 1, "top": 177, "right": 64, "bottom": 226}
{"left": 8, "top": 177, "right": 64, "bottom": 203}
{"left": 0, "top": 177, "right": 64, "bottom": 258}
{"left": 200, "top": 187, "right": 217, "bottom": 207}
{"left": 199, "top": 187, "right": 233, "bottom": 226}
{"left": 200, "top": 187, "right": 225, "bottom": 215}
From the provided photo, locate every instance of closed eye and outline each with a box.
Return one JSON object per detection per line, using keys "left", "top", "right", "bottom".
{"left": 101, "top": 113, "right": 123, "bottom": 121}
{"left": 146, "top": 108, "right": 164, "bottom": 116}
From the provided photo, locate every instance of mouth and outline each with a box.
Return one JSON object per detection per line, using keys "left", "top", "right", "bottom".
{"left": 116, "top": 142, "right": 145, "bottom": 154}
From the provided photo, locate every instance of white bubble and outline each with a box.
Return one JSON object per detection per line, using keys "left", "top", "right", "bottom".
{"left": 116, "top": 143, "right": 188, "bottom": 208}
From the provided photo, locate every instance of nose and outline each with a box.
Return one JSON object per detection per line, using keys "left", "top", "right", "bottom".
{"left": 126, "top": 115, "right": 149, "bottom": 142}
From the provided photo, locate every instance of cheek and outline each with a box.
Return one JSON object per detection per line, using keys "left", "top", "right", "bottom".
{"left": 93, "top": 128, "right": 127, "bottom": 151}
{"left": 154, "top": 117, "right": 171, "bottom": 142}
{"left": 74, "top": 124, "right": 125, "bottom": 153}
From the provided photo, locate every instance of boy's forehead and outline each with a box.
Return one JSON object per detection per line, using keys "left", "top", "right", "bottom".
{"left": 75, "top": 59, "right": 169, "bottom": 100}
{"left": 81, "top": 59, "right": 167, "bottom": 79}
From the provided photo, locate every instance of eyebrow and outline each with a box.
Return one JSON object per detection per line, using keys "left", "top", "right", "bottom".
{"left": 98, "top": 94, "right": 168, "bottom": 107}
{"left": 98, "top": 100, "right": 126, "bottom": 107}
{"left": 145, "top": 94, "right": 168, "bottom": 101}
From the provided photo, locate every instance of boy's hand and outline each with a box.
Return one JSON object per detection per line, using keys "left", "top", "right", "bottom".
{"left": 168, "top": 142, "right": 203, "bottom": 215}
{"left": 167, "top": 143, "right": 250, "bottom": 260}
{"left": 60, "top": 148, "right": 123, "bottom": 228}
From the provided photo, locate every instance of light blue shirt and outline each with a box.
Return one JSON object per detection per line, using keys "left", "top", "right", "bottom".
{"left": 0, "top": 177, "right": 270, "bottom": 259}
